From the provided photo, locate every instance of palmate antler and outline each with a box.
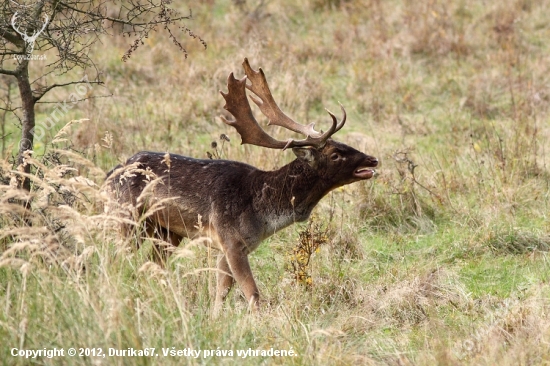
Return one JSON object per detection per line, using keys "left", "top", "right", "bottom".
{"left": 220, "top": 58, "right": 346, "bottom": 150}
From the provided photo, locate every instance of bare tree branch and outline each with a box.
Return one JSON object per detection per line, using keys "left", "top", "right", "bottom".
{"left": 0, "top": 67, "right": 18, "bottom": 76}
{"left": 33, "top": 80, "right": 104, "bottom": 102}
{"left": 36, "top": 93, "right": 113, "bottom": 105}
{"left": 1, "top": 30, "right": 24, "bottom": 47}
{"left": 0, "top": 0, "right": 206, "bottom": 191}
{"left": 57, "top": 1, "right": 193, "bottom": 27}
{"left": 0, "top": 106, "right": 19, "bottom": 112}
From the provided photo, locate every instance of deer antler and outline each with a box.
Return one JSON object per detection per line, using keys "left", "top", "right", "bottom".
{"left": 11, "top": 13, "right": 25, "bottom": 37}
{"left": 33, "top": 14, "right": 49, "bottom": 40}
{"left": 11, "top": 12, "right": 49, "bottom": 53}
{"left": 221, "top": 73, "right": 291, "bottom": 149}
{"left": 220, "top": 59, "right": 346, "bottom": 150}
{"left": 242, "top": 59, "right": 321, "bottom": 137}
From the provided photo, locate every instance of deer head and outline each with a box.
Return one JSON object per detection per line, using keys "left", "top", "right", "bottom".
{"left": 11, "top": 11, "right": 49, "bottom": 54}
{"left": 220, "top": 58, "right": 377, "bottom": 184}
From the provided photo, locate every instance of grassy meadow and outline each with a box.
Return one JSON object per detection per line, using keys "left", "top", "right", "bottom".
{"left": 1, "top": 0, "right": 550, "bottom": 364}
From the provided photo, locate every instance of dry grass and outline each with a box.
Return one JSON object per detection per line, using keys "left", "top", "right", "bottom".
{"left": 1, "top": 0, "right": 550, "bottom": 364}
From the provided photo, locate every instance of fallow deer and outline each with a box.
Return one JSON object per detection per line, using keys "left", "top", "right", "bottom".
{"left": 105, "top": 58, "right": 378, "bottom": 314}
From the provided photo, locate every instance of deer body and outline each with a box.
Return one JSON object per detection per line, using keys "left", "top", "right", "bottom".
{"left": 105, "top": 59, "right": 378, "bottom": 314}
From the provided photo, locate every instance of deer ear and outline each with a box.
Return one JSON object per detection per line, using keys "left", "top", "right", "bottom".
{"left": 292, "top": 147, "right": 317, "bottom": 168}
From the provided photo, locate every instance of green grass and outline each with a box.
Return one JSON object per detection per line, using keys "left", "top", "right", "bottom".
{"left": 2, "top": 0, "right": 550, "bottom": 364}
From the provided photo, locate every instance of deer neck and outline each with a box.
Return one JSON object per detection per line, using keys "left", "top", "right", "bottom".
{"left": 253, "top": 159, "right": 331, "bottom": 234}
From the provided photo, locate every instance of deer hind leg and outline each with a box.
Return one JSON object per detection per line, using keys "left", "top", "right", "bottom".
{"left": 213, "top": 253, "right": 236, "bottom": 317}
{"left": 145, "top": 219, "right": 183, "bottom": 265}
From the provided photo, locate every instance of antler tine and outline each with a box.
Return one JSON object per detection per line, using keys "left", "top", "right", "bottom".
{"left": 293, "top": 103, "right": 346, "bottom": 147}
{"left": 242, "top": 58, "right": 321, "bottom": 138}
{"left": 34, "top": 14, "right": 49, "bottom": 37}
{"left": 11, "top": 13, "right": 24, "bottom": 36}
{"left": 327, "top": 103, "right": 347, "bottom": 134}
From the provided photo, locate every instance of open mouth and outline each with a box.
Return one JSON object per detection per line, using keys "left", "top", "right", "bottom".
{"left": 354, "top": 167, "right": 375, "bottom": 179}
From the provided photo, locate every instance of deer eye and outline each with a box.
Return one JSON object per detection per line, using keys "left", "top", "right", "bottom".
{"left": 330, "top": 153, "right": 340, "bottom": 161}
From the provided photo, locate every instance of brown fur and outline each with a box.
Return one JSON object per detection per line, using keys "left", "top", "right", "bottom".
{"left": 104, "top": 59, "right": 378, "bottom": 315}
{"left": 105, "top": 140, "right": 377, "bottom": 314}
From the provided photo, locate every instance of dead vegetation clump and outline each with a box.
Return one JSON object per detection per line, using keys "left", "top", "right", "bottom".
{"left": 451, "top": 287, "right": 550, "bottom": 364}
{"left": 363, "top": 269, "right": 467, "bottom": 328}
{"left": 287, "top": 215, "right": 330, "bottom": 287}
{"left": 484, "top": 227, "right": 550, "bottom": 255}
{"left": 359, "top": 149, "right": 441, "bottom": 234}
{"left": 0, "top": 148, "right": 117, "bottom": 272}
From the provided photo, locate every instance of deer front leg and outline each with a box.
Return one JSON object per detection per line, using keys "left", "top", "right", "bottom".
{"left": 213, "top": 253, "right": 235, "bottom": 317}
{"left": 224, "top": 246, "right": 260, "bottom": 312}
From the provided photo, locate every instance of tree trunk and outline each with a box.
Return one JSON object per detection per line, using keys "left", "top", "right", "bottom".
{"left": 15, "top": 61, "right": 35, "bottom": 192}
